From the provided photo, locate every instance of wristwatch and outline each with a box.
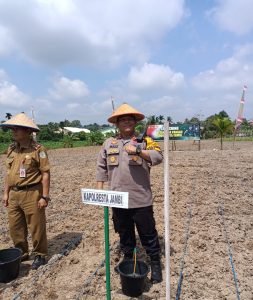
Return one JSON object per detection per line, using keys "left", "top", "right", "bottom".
{"left": 136, "top": 145, "right": 142, "bottom": 155}
{"left": 41, "top": 195, "right": 50, "bottom": 201}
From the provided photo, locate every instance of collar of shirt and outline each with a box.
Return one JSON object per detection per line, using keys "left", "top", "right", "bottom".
{"left": 17, "top": 139, "right": 32, "bottom": 151}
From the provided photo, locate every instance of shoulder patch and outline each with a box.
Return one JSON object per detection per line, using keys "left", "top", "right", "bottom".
{"left": 39, "top": 151, "right": 47, "bottom": 158}
{"left": 144, "top": 137, "right": 161, "bottom": 152}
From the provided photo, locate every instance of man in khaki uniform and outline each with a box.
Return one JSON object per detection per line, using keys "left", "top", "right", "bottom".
{"left": 1, "top": 113, "right": 50, "bottom": 270}
{"left": 96, "top": 103, "right": 163, "bottom": 283}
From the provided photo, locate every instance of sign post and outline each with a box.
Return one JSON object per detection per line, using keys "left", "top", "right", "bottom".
{"left": 104, "top": 206, "right": 111, "bottom": 300}
{"left": 81, "top": 189, "right": 129, "bottom": 299}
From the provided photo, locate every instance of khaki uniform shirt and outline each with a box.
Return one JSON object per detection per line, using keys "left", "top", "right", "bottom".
{"left": 96, "top": 135, "right": 163, "bottom": 208}
{"left": 6, "top": 140, "right": 50, "bottom": 187}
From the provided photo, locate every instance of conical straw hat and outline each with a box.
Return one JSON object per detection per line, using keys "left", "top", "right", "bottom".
{"left": 108, "top": 103, "right": 145, "bottom": 123}
{"left": 0, "top": 113, "right": 40, "bottom": 132}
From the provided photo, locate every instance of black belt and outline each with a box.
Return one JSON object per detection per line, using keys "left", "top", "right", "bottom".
{"left": 11, "top": 183, "right": 40, "bottom": 191}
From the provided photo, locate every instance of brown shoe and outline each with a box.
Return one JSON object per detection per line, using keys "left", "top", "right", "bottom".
{"left": 31, "top": 255, "right": 46, "bottom": 270}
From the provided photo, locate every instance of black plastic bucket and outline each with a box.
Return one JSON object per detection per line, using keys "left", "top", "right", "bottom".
{"left": 118, "top": 260, "right": 149, "bottom": 297}
{"left": 0, "top": 248, "right": 22, "bottom": 283}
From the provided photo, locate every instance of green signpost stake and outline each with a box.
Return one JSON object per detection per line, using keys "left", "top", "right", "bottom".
{"left": 104, "top": 206, "right": 111, "bottom": 300}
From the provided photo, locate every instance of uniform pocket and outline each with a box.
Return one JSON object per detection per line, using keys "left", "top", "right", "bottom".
{"left": 24, "top": 158, "right": 37, "bottom": 171}
{"left": 5, "top": 157, "right": 14, "bottom": 169}
{"left": 107, "top": 154, "right": 119, "bottom": 166}
{"left": 128, "top": 155, "right": 143, "bottom": 166}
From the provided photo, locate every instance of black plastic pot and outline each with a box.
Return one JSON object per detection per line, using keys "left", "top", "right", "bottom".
{"left": 0, "top": 248, "right": 22, "bottom": 283}
{"left": 118, "top": 260, "right": 149, "bottom": 297}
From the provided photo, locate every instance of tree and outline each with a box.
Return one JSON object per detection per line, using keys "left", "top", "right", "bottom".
{"left": 71, "top": 120, "right": 82, "bottom": 127}
{"left": 218, "top": 110, "right": 229, "bottom": 118}
{"left": 202, "top": 111, "right": 231, "bottom": 139}
{"left": 87, "top": 131, "right": 105, "bottom": 145}
{"left": 147, "top": 115, "right": 156, "bottom": 125}
{"left": 6, "top": 113, "right": 12, "bottom": 120}
{"left": 157, "top": 115, "right": 164, "bottom": 124}
{"left": 213, "top": 117, "right": 234, "bottom": 150}
{"left": 59, "top": 119, "right": 71, "bottom": 128}
{"left": 167, "top": 116, "right": 173, "bottom": 123}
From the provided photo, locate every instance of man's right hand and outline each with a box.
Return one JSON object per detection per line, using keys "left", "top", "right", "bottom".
{"left": 2, "top": 193, "right": 9, "bottom": 207}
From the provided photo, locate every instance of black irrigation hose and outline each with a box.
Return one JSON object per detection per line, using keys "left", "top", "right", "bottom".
{"left": 213, "top": 156, "right": 241, "bottom": 300}
{"left": 75, "top": 241, "right": 119, "bottom": 300}
{"left": 218, "top": 202, "right": 241, "bottom": 300}
{"left": 175, "top": 179, "right": 196, "bottom": 300}
{"left": 11, "top": 234, "right": 83, "bottom": 300}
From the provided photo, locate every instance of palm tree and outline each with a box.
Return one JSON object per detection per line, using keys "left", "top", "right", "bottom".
{"left": 147, "top": 115, "right": 156, "bottom": 125}
{"left": 157, "top": 115, "right": 164, "bottom": 124}
{"left": 213, "top": 117, "right": 233, "bottom": 150}
{"left": 5, "top": 113, "right": 12, "bottom": 120}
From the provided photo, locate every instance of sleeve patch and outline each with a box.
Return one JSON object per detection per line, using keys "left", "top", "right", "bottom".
{"left": 145, "top": 137, "right": 161, "bottom": 151}
{"left": 39, "top": 151, "right": 47, "bottom": 158}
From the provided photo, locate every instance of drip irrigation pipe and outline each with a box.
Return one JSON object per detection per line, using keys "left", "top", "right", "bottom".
{"left": 218, "top": 202, "right": 241, "bottom": 300}
{"left": 75, "top": 241, "right": 119, "bottom": 300}
{"left": 175, "top": 178, "right": 196, "bottom": 300}
{"left": 214, "top": 153, "right": 241, "bottom": 300}
{"left": 11, "top": 234, "right": 83, "bottom": 300}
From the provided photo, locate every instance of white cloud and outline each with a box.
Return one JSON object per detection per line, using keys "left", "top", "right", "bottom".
{"left": 208, "top": 0, "right": 253, "bottom": 35}
{"left": 0, "top": 75, "right": 29, "bottom": 108}
{"left": 0, "top": 0, "right": 186, "bottom": 67}
{"left": 128, "top": 63, "right": 185, "bottom": 91}
{"left": 191, "top": 44, "right": 253, "bottom": 91}
{"left": 0, "top": 26, "right": 14, "bottom": 56}
{"left": 0, "top": 69, "right": 8, "bottom": 80}
{"left": 49, "top": 76, "right": 90, "bottom": 100}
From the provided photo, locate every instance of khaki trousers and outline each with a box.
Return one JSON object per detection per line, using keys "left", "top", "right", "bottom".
{"left": 7, "top": 186, "right": 48, "bottom": 256}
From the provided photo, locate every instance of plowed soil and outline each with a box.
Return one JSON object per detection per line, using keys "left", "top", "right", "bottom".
{"left": 0, "top": 140, "right": 252, "bottom": 300}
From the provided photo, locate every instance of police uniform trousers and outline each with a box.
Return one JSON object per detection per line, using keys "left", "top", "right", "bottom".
{"left": 7, "top": 186, "right": 48, "bottom": 257}
{"left": 112, "top": 205, "right": 160, "bottom": 258}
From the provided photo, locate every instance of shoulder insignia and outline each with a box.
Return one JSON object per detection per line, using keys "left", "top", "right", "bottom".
{"left": 144, "top": 137, "right": 161, "bottom": 152}
{"left": 39, "top": 151, "right": 47, "bottom": 158}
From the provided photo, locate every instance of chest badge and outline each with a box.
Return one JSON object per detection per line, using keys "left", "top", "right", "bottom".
{"left": 110, "top": 156, "right": 116, "bottom": 163}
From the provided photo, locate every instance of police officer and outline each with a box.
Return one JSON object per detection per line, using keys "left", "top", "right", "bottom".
{"left": 96, "top": 103, "right": 163, "bottom": 283}
{"left": 1, "top": 113, "right": 50, "bottom": 270}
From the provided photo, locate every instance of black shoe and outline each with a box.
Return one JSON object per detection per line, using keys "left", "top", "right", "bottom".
{"left": 21, "top": 253, "right": 29, "bottom": 262}
{"left": 31, "top": 255, "right": 46, "bottom": 270}
{"left": 150, "top": 260, "right": 162, "bottom": 284}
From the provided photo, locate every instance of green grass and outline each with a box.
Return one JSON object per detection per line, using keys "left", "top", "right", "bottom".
{"left": 0, "top": 143, "right": 9, "bottom": 154}
{"left": 0, "top": 140, "right": 91, "bottom": 154}
{"left": 39, "top": 140, "right": 90, "bottom": 150}
{"left": 224, "top": 136, "right": 253, "bottom": 142}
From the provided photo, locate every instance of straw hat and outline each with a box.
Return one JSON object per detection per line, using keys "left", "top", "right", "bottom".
{"left": 0, "top": 113, "right": 40, "bottom": 132}
{"left": 108, "top": 103, "right": 145, "bottom": 123}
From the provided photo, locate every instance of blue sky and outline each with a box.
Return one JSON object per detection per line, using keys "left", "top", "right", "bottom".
{"left": 0, "top": 0, "right": 253, "bottom": 125}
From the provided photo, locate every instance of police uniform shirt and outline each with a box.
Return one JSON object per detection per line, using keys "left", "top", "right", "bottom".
{"left": 6, "top": 140, "right": 50, "bottom": 187}
{"left": 96, "top": 136, "right": 163, "bottom": 208}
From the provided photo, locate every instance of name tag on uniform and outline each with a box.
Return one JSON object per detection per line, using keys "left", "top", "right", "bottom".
{"left": 19, "top": 167, "right": 26, "bottom": 178}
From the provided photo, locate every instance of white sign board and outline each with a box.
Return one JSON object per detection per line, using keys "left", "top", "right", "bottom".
{"left": 81, "top": 189, "right": 129, "bottom": 209}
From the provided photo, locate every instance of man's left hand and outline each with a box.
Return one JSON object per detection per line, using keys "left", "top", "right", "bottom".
{"left": 38, "top": 198, "right": 48, "bottom": 209}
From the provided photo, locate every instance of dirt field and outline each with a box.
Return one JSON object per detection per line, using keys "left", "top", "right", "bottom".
{"left": 0, "top": 140, "right": 252, "bottom": 300}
